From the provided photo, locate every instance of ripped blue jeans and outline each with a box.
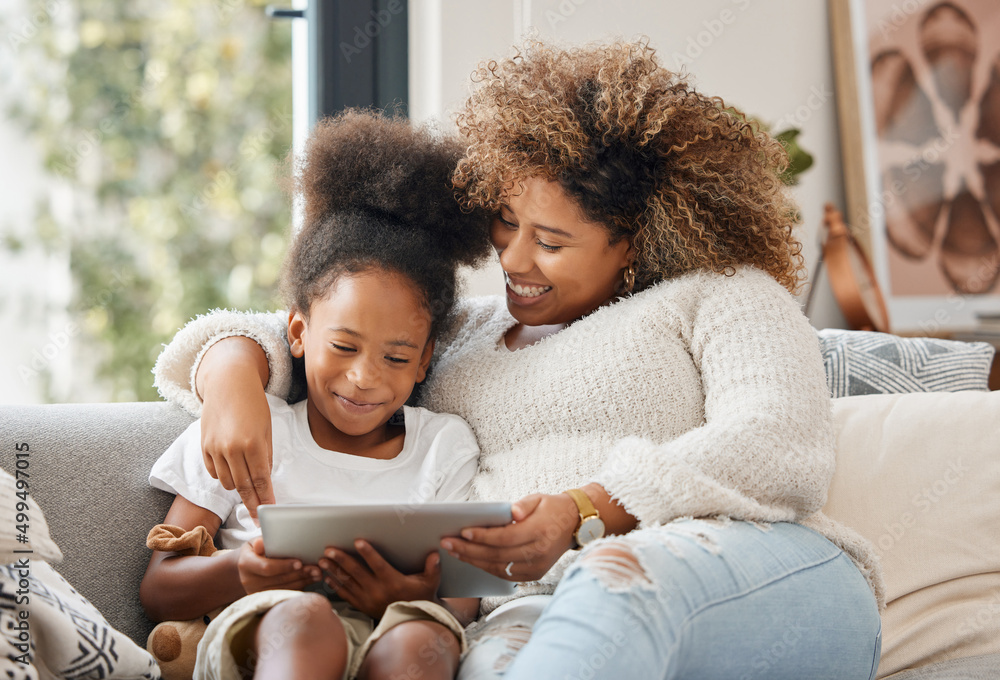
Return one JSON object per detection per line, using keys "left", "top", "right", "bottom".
{"left": 458, "top": 520, "right": 881, "bottom": 680}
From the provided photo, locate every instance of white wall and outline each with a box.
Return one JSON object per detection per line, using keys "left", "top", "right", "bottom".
{"left": 409, "top": 0, "right": 848, "bottom": 328}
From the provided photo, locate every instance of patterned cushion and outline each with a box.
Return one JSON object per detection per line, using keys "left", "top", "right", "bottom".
{"left": 816, "top": 329, "right": 995, "bottom": 397}
{"left": 0, "top": 561, "right": 160, "bottom": 679}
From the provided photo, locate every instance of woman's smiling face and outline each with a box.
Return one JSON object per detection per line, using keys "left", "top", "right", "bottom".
{"left": 491, "top": 177, "right": 633, "bottom": 327}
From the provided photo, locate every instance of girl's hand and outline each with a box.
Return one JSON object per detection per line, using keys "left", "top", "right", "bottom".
{"left": 237, "top": 537, "right": 321, "bottom": 594}
{"left": 320, "top": 540, "right": 441, "bottom": 619}
{"left": 440, "top": 493, "right": 579, "bottom": 582}
{"left": 197, "top": 337, "right": 276, "bottom": 518}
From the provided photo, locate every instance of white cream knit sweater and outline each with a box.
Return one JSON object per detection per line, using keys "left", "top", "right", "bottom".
{"left": 153, "top": 266, "right": 884, "bottom": 611}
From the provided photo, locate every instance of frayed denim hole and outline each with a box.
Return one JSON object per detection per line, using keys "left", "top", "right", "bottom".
{"left": 578, "top": 543, "right": 656, "bottom": 593}
{"left": 463, "top": 624, "right": 533, "bottom": 675}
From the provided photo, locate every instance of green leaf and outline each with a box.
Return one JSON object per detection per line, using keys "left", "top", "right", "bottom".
{"left": 773, "top": 127, "right": 814, "bottom": 186}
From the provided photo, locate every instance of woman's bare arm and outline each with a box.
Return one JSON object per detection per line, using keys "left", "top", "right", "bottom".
{"left": 195, "top": 336, "right": 276, "bottom": 516}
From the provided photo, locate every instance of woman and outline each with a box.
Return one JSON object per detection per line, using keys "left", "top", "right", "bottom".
{"left": 154, "top": 40, "right": 883, "bottom": 678}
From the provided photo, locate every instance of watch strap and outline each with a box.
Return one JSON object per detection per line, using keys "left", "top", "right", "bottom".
{"left": 564, "top": 488, "right": 599, "bottom": 522}
{"left": 564, "top": 488, "right": 602, "bottom": 549}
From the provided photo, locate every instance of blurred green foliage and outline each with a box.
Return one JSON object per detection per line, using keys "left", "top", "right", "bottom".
{"left": 3, "top": 0, "right": 292, "bottom": 401}
{"left": 722, "top": 106, "right": 815, "bottom": 186}
{"left": 772, "top": 127, "right": 815, "bottom": 186}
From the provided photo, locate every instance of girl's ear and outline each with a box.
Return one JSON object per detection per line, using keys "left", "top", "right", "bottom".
{"left": 287, "top": 309, "right": 307, "bottom": 358}
{"left": 415, "top": 338, "right": 435, "bottom": 383}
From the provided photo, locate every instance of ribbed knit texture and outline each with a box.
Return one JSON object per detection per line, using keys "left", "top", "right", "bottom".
{"left": 152, "top": 267, "right": 884, "bottom": 614}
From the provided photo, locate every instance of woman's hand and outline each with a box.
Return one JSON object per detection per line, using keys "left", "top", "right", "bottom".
{"left": 441, "top": 493, "right": 579, "bottom": 582}
{"left": 197, "top": 336, "right": 275, "bottom": 517}
{"left": 320, "top": 540, "right": 441, "bottom": 619}
{"left": 237, "top": 537, "right": 321, "bottom": 595}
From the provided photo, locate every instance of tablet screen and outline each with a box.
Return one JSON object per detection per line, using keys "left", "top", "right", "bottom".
{"left": 259, "top": 501, "right": 516, "bottom": 598}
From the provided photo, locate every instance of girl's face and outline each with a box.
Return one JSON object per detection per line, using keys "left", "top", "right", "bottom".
{"left": 288, "top": 270, "right": 433, "bottom": 455}
{"left": 490, "top": 177, "right": 634, "bottom": 327}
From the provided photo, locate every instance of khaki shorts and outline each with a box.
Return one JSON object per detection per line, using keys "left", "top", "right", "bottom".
{"left": 194, "top": 590, "right": 466, "bottom": 680}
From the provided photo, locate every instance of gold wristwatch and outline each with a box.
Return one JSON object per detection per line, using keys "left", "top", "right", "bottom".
{"left": 564, "top": 488, "right": 605, "bottom": 549}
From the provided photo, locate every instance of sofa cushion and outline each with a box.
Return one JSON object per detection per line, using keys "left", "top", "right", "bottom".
{"left": 817, "top": 329, "right": 995, "bottom": 397}
{"left": 0, "top": 402, "right": 195, "bottom": 645}
{"left": 823, "top": 391, "right": 1000, "bottom": 678}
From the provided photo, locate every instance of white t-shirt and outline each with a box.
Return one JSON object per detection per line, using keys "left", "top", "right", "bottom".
{"left": 150, "top": 394, "right": 481, "bottom": 549}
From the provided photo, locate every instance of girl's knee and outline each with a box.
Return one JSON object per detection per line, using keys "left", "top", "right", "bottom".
{"left": 251, "top": 594, "right": 348, "bottom": 679}
{"left": 380, "top": 620, "right": 460, "bottom": 659}
{"left": 260, "top": 592, "right": 344, "bottom": 642}
{"left": 361, "top": 620, "right": 460, "bottom": 679}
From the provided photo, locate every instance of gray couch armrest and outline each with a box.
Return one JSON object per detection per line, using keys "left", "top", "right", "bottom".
{"left": 0, "top": 402, "right": 195, "bottom": 645}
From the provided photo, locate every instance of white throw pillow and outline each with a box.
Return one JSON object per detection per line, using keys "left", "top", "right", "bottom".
{"left": 823, "top": 391, "right": 1000, "bottom": 678}
{"left": 0, "top": 468, "right": 62, "bottom": 565}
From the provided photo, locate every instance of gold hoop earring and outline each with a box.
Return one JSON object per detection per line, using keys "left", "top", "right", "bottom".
{"left": 623, "top": 265, "right": 636, "bottom": 294}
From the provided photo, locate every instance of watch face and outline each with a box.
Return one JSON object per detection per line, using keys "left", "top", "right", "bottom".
{"left": 577, "top": 517, "right": 606, "bottom": 545}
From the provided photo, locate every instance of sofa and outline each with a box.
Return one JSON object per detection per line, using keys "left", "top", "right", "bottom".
{"left": 1, "top": 329, "right": 999, "bottom": 679}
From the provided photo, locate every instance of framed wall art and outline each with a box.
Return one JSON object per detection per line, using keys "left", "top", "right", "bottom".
{"left": 829, "top": 0, "right": 1000, "bottom": 333}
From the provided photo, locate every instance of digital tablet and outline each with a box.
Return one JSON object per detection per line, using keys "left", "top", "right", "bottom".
{"left": 258, "top": 501, "right": 516, "bottom": 598}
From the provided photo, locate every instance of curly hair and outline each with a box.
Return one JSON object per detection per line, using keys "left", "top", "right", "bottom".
{"left": 281, "top": 109, "right": 493, "bottom": 338}
{"left": 453, "top": 39, "right": 805, "bottom": 293}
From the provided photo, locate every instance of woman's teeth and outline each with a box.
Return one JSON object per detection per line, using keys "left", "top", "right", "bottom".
{"left": 506, "top": 275, "right": 552, "bottom": 298}
{"left": 510, "top": 282, "right": 552, "bottom": 298}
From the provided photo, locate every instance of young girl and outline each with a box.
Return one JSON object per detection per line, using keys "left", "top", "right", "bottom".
{"left": 139, "top": 110, "right": 492, "bottom": 680}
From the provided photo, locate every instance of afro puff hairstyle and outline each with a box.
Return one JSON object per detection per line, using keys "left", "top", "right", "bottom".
{"left": 281, "top": 109, "right": 493, "bottom": 339}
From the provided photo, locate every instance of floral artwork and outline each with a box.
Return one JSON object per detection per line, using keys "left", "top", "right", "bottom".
{"left": 835, "top": 0, "right": 1000, "bottom": 332}
{"left": 864, "top": 0, "right": 1000, "bottom": 300}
